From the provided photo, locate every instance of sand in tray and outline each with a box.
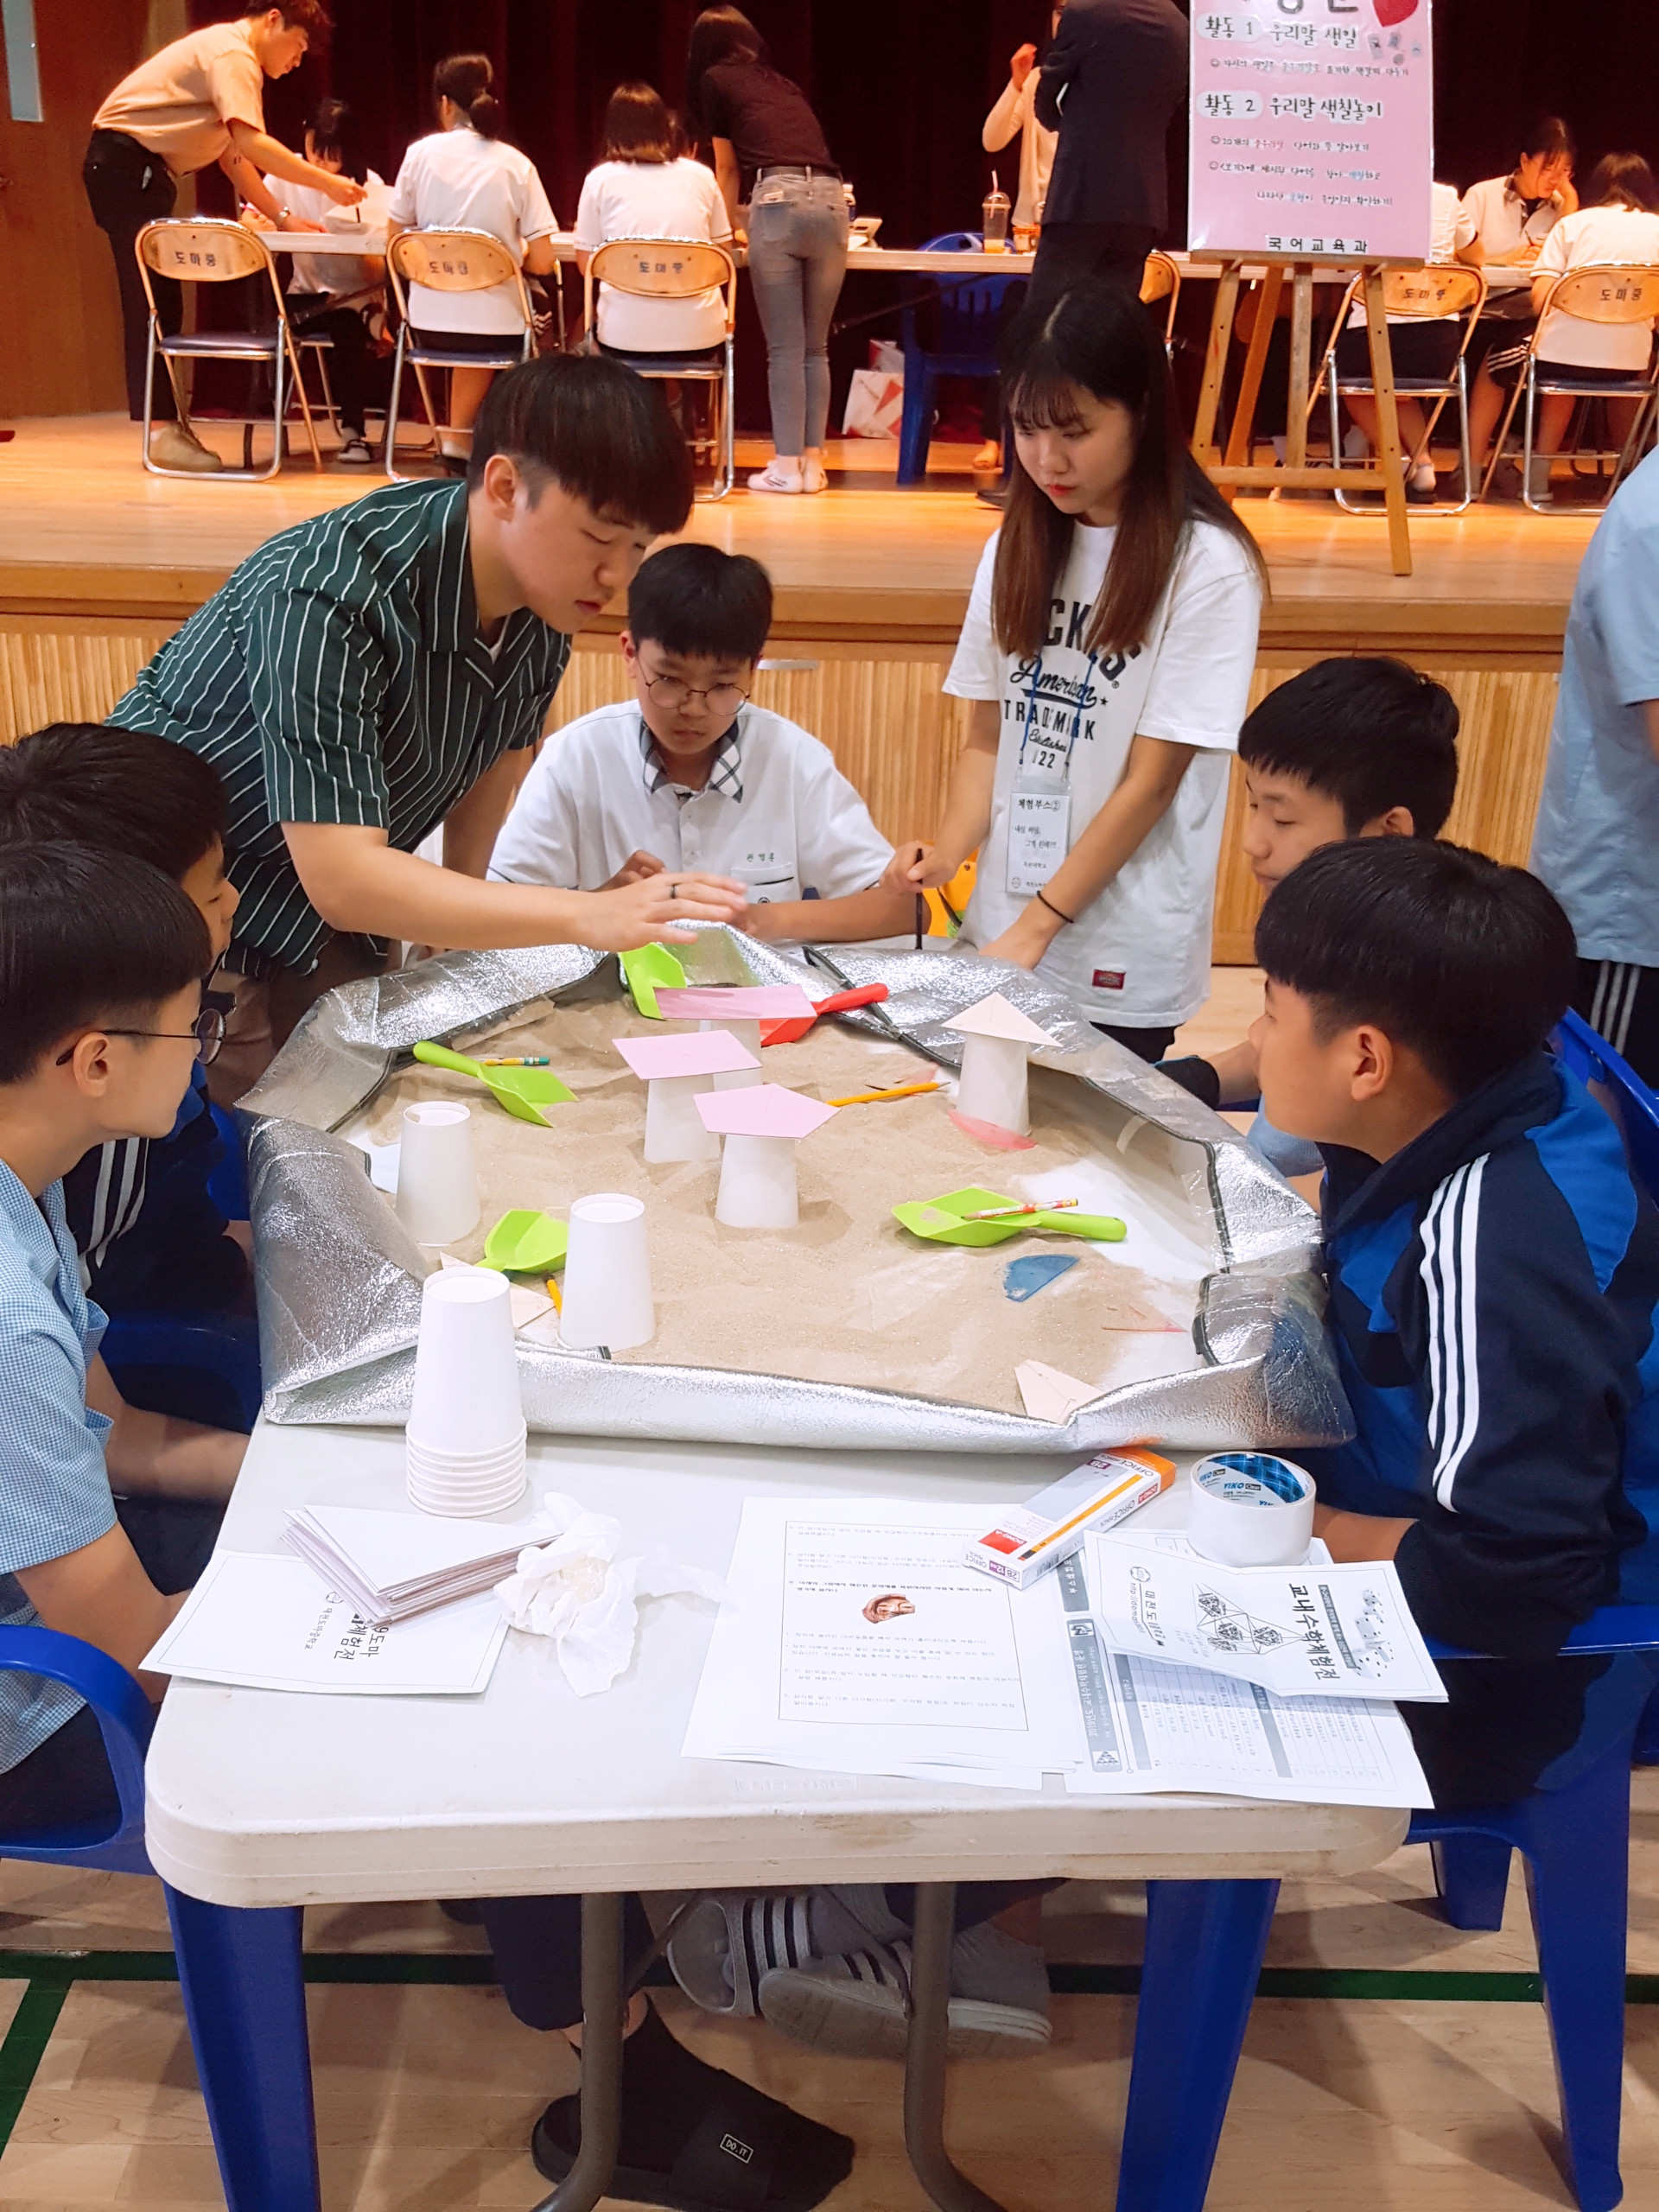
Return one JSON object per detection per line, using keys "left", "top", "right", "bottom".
{"left": 366, "top": 996, "right": 1205, "bottom": 1418}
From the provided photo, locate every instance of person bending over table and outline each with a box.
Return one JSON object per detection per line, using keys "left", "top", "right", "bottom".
{"left": 686, "top": 7, "right": 847, "bottom": 495}
{"left": 385, "top": 52, "right": 562, "bottom": 472}
{"left": 107, "top": 354, "right": 746, "bottom": 1102}
{"left": 84, "top": 3, "right": 365, "bottom": 475}
{"left": 895, "top": 280, "right": 1264, "bottom": 1064}
{"left": 973, "top": 8, "right": 1062, "bottom": 474}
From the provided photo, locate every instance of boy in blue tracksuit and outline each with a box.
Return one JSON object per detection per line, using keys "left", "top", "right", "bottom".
{"left": 1252, "top": 837, "right": 1659, "bottom": 1805}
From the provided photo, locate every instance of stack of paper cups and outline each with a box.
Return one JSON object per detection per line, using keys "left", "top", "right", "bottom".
{"left": 560, "top": 1192, "right": 655, "bottom": 1350}
{"left": 1187, "top": 1452, "right": 1315, "bottom": 1567}
{"left": 395, "top": 1101, "right": 481, "bottom": 1245}
{"left": 405, "top": 1267, "right": 526, "bottom": 1515}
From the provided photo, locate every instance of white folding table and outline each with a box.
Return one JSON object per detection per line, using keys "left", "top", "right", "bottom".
{"left": 144, "top": 1421, "right": 1406, "bottom": 2212}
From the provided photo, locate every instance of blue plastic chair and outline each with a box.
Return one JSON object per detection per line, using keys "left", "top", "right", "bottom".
{"left": 1114, "top": 1604, "right": 1659, "bottom": 2212}
{"left": 896, "top": 232, "right": 1026, "bottom": 486}
{"left": 0, "top": 1624, "right": 319, "bottom": 2210}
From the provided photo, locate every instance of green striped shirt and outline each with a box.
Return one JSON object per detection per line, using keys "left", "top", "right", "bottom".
{"left": 111, "top": 480, "right": 571, "bottom": 976}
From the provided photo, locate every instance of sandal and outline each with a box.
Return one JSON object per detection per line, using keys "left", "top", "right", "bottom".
{"left": 531, "top": 2069, "right": 854, "bottom": 2212}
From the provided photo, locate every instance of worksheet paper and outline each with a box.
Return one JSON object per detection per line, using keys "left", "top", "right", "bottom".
{"left": 1086, "top": 1531, "right": 1446, "bottom": 1702}
{"left": 144, "top": 1552, "right": 509, "bottom": 1695}
{"left": 682, "top": 1498, "right": 1077, "bottom": 1782}
{"left": 1056, "top": 1549, "right": 1433, "bottom": 1809}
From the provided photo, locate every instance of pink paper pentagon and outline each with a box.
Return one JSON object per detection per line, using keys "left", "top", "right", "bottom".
{"left": 613, "top": 1030, "right": 760, "bottom": 1081}
{"left": 694, "top": 1084, "right": 839, "bottom": 1140}
{"left": 655, "top": 985, "right": 816, "bottom": 1021}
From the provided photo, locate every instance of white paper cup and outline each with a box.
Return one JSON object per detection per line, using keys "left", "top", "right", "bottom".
{"left": 956, "top": 1033, "right": 1030, "bottom": 1135}
{"left": 406, "top": 1265, "right": 523, "bottom": 1454}
{"left": 702, "top": 1017, "right": 766, "bottom": 1089}
{"left": 408, "top": 1446, "right": 526, "bottom": 1517}
{"left": 560, "top": 1192, "right": 654, "bottom": 1350}
{"left": 406, "top": 1427, "right": 527, "bottom": 1477}
{"left": 715, "top": 1133, "right": 799, "bottom": 1230}
{"left": 394, "top": 1102, "right": 480, "bottom": 1245}
{"left": 645, "top": 1073, "right": 721, "bottom": 1162}
{"left": 1188, "top": 1453, "right": 1316, "bottom": 1567}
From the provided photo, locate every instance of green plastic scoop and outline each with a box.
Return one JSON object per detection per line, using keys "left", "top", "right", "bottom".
{"left": 620, "top": 943, "right": 687, "bottom": 1020}
{"left": 893, "top": 1185, "right": 1127, "bottom": 1249}
{"left": 482, "top": 1209, "right": 569, "bottom": 1273}
{"left": 411, "top": 1041, "right": 575, "bottom": 1128}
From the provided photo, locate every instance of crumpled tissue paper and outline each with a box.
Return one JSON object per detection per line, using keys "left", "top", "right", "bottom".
{"left": 494, "top": 1491, "right": 728, "bottom": 1695}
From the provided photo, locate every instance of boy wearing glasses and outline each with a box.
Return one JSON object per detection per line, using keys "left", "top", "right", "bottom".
{"left": 489, "top": 543, "right": 918, "bottom": 946}
{"left": 0, "top": 844, "right": 245, "bottom": 1837}
{"left": 0, "top": 726, "right": 246, "bottom": 1366}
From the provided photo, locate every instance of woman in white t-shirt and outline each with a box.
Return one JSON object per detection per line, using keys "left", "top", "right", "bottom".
{"left": 899, "top": 279, "right": 1265, "bottom": 1058}
{"left": 386, "top": 54, "right": 559, "bottom": 461}
{"left": 1516, "top": 153, "right": 1659, "bottom": 492}
{"left": 575, "top": 83, "right": 732, "bottom": 360}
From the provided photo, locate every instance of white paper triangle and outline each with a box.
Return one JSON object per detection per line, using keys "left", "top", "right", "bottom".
{"left": 945, "top": 992, "right": 1054, "bottom": 1048}
{"left": 1015, "top": 1359, "right": 1102, "bottom": 1425}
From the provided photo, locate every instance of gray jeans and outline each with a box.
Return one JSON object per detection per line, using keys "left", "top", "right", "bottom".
{"left": 744, "top": 172, "right": 849, "bottom": 455}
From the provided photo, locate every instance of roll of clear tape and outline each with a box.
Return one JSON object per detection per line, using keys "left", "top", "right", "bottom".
{"left": 1187, "top": 1452, "right": 1315, "bottom": 1567}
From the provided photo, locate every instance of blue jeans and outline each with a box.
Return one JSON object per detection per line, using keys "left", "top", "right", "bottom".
{"left": 744, "top": 173, "right": 849, "bottom": 455}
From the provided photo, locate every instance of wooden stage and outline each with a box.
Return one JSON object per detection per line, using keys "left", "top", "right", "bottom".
{"left": 0, "top": 414, "right": 1597, "bottom": 959}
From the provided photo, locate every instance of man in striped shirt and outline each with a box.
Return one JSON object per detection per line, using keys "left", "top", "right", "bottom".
{"left": 1252, "top": 838, "right": 1659, "bottom": 1809}
{"left": 111, "top": 356, "right": 744, "bottom": 1089}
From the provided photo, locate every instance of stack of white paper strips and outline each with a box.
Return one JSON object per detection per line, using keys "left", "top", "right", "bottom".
{"left": 284, "top": 1503, "right": 546, "bottom": 1626}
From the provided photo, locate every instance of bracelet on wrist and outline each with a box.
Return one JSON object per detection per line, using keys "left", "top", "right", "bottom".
{"left": 1035, "top": 887, "right": 1074, "bottom": 925}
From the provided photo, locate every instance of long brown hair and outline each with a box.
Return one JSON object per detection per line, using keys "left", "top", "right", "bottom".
{"left": 603, "top": 82, "right": 677, "bottom": 165}
{"left": 992, "top": 280, "right": 1266, "bottom": 659}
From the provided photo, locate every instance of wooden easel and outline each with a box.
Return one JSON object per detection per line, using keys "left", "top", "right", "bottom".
{"left": 1191, "top": 254, "right": 1416, "bottom": 578}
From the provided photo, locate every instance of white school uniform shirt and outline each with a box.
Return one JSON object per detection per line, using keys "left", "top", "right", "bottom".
{"left": 487, "top": 700, "right": 893, "bottom": 912}
{"left": 262, "top": 170, "right": 387, "bottom": 297}
{"left": 574, "top": 159, "right": 733, "bottom": 353}
{"left": 1453, "top": 174, "right": 1566, "bottom": 262}
{"left": 1532, "top": 206, "right": 1659, "bottom": 371}
{"left": 944, "top": 520, "right": 1262, "bottom": 1029}
{"left": 386, "top": 126, "right": 556, "bottom": 334}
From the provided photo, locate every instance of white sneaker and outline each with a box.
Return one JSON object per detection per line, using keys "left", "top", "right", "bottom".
{"left": 802, "top": 459, "right": 828, "bottom": 493}
{"left": 335, "top": 433, "right": 374, "bottom": 466}
{"left": 148, "top": 422, "right": 222, "bottom": 473}
{"left": 748, "top": 461, "right": 804, "bottom": 493}
{"left": 759, "top": 1923, "right": 1052, "bottom": 2062}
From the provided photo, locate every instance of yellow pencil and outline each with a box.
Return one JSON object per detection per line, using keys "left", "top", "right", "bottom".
{"left": 826, "top": 1081, "right": 942, "bottom": 1107}
{"left": 1015, "top": 1471, "right": 1149, "bottom": 1562}
{"left": 545, "top": 1276, "right": 563, "bottom": 1311}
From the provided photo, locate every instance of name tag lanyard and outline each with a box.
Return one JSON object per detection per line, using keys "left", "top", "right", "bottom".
{"left": 1007, "top": 648, "right": 1099, "bottom": 900}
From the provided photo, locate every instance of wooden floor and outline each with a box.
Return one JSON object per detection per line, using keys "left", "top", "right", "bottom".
{"left": 1, "top": 1770, "right": 1656, "bottom": 2209}
{"left": 0, "top": 413, "right": 1601, "bottom": 652}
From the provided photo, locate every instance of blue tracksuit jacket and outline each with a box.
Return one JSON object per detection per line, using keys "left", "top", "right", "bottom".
{"left": 1303, "top": 1049, "right": 1659, "bottom": 1660}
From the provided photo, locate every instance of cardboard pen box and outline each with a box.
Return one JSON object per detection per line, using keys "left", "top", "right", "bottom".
{"left": 967, "top": 1449, "right": 1176, "bottom": 1588}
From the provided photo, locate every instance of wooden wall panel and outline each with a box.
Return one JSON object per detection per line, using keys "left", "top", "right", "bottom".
{"left": 0, "top": 619, "right": 1560, "bottom": 967}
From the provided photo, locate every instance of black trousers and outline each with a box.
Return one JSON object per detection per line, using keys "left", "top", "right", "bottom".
{"left": 0, "top": 1494, "right": 225, "bottom": 1836}
{"left": 83, "top": 129, "right": 179, "bottom": 422}
{"left": 1027, "top": 221, "right": 1159, "bottom": 319}
{"left": 1575, "top": 957, "right": 1659, "bottom": 1089}
{"left": 288, "top": 298, "right": 385, "bottom": 435}
{"left": 1093, "top": 1021, "right": 1178, "bottom": 1064}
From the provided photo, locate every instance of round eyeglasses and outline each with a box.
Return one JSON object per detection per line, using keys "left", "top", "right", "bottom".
{"left": 643, "top": 672, "right": 750, "bottom": 718}
{"left": 56, "top": 1007, "right": 226, "bottom": 1068}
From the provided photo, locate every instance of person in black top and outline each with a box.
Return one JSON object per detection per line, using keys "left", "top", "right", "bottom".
{"left": 687, "top": 8, "right": 848, "bottom": 495}
{"left": 1031, "top": 0, "right": 1188, "bottom": 309}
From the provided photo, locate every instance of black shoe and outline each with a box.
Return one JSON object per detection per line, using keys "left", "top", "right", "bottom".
{"left": 975, "top": 484, "right": 1008, "bottom": 509}
{"left": 437, "top": 1897, "right": 486, "bottom": 1924}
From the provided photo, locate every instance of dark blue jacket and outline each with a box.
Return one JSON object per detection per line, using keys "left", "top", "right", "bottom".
{"left": 1304, "top": 1051, "right": 1659, "bottom": 1659}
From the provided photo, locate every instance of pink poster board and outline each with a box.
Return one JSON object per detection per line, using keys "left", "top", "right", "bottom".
{"left": 1188, "top": 1, "right": 1433, "bottom": 260}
